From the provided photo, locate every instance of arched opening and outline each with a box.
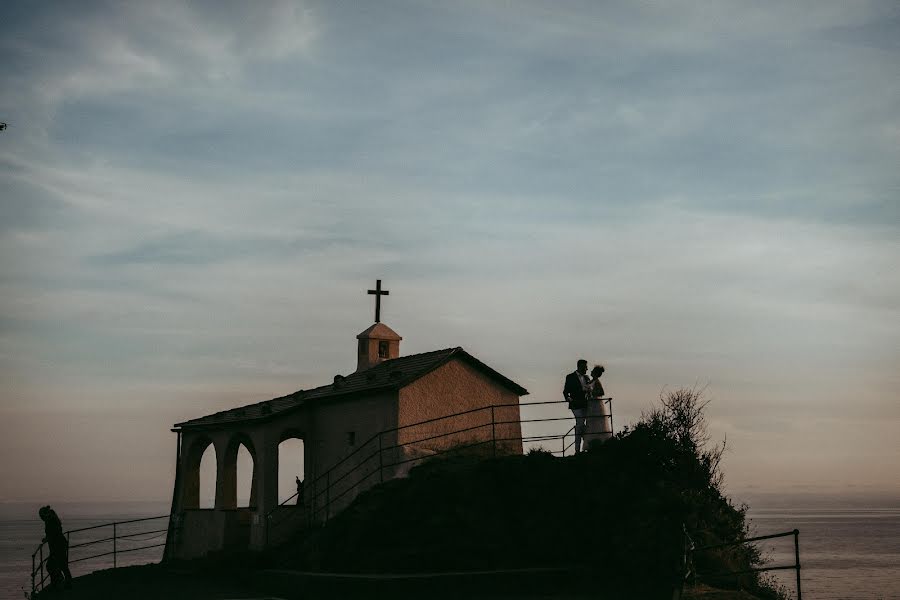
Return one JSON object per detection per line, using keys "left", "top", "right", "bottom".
{"left": 199, "top": 444, "right": 217, "bottom": 509}
{"left": 278, "top": 434, "right": 305, "bottom": 504}
{"left": 222, "top": 434, "right": 256, "bottom": 509}
{"left": 236, "top": 443, "right": 254, "bottom": 508}
{"left": 181, "top": 435, "right": 216, "bottom": 510}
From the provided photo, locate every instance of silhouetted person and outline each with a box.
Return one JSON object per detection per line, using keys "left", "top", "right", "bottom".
{"left": 584, "top": 364, "right": 612, "bottom": 447}
{"left": 295, "top": 476, "right": 305, "bottom": 506}
{"left": 38, "top": 505, "right": 72, "bottom": 590}
{"left": 563, "top": 359, "right": 591, "bottom": 453}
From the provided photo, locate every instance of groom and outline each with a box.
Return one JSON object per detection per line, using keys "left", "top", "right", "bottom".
{"left": 563, "top": 359, "right": 591, "bottom": 453}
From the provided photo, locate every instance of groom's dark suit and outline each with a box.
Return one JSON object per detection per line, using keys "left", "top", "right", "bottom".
{"left": 564, "top": 371, "right": 589, "bottom": 410}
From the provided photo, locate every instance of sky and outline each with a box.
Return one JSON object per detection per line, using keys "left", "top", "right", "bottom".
{"left": 1, "top": 1, "right": 898, "bottom": 505}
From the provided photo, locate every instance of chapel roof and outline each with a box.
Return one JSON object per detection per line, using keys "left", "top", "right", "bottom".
{"left": 356, "top": 322, "right": 402, "bottom": 340}
{"left": 173, "top": 347, "right": 528, "bottom": 430}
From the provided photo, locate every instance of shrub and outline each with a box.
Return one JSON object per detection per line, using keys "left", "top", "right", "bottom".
{"left": 629, "top": 387, "right": 785, "bottom": 599}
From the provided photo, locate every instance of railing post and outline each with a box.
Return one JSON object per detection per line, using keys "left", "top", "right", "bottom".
{"left": 31, "top": 552, "right": 35, "bottom": 595}
{"left": 491, "top": 405, "right": 496, "bottom": 458}
{"left": 608, "top": 398, "right": 614, "bottom": 436}
{"left": 325, "top": 471, "right": 331, "bottom": 521}
{"left": 311, "top": 475, "right": 317, "bottom": 526}
{"left": 113, "top": 522, "right": 117, "bottom": 569}
{"left": 39, "top": 544, "right": 44, "bottom": 591}
{"left": 794, "top": 529, "right": 802, "bottom": 600}
{"left": 378, "top": 433, "right": 384, "bottom": 484}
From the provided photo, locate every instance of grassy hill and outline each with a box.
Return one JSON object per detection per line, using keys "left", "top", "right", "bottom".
{"left": 268, "top": 389, "right": 786, "bottom": 599}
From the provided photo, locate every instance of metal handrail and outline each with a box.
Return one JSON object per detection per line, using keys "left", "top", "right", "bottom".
{"left": 301, "top": 415, "right": 612, "bottom": 510}
{"left": 31, "top": 514, "right": 169, "bottom": 596}
{"left": 689, "top": 528, "right": 801, "bottom": 600}
{"left": 297, "top": 398, "right": 611, "bottom": 503}
{"left": 63, "top": 514, "right": 169, "bottom": 535}
{"left": 265, "top": 398, "right": 615, "bottom": 545}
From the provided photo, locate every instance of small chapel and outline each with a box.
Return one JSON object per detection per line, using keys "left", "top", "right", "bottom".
{"left": 165, "top": 281, "right": 528, "bottom": 559}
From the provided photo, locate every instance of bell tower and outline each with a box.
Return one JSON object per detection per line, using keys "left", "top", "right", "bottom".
{"left": 356, "top": 280, "right": 402, "bottom": 372}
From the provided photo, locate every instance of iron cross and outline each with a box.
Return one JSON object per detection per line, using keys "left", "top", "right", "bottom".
{"left": 367, "top": 279, "right": 390, "bottom": 323}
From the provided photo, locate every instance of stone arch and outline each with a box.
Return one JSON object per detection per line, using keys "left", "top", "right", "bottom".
{"left": 182, "top": 435, "right": 216, "bottom": 510}
{"left": 277, "top": 428, "right": 306, "bottom": 504}
{"left": 220, "top": 432, "right": 257, "bottom": 509}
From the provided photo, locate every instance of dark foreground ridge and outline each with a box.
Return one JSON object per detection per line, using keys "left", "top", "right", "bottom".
{"left": 38, "top": 390, "right": 786, "bottom": 599}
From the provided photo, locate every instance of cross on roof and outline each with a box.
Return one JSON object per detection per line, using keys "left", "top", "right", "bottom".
{"left": 367, "top": 279, "right": 390, "bottom": 323}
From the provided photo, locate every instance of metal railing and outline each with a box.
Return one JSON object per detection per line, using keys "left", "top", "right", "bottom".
{"left": 688, "top": 529, "right": 802, "bottom": 600}
{"left": 30, "top": 514, "right": 169, "bottom": 596}
{"left": 561, "top": 398, "right": 614, "bottom": 455}
{"left": 265, "top": 398, "right": 614, "bottom": 545}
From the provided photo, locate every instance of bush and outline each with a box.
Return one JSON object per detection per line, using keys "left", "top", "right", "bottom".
{"left": 625, "top": 387, "right": 785, "bottom": 599}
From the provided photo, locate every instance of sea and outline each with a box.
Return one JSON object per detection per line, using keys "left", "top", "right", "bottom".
{"left": 0, "top": 501, "right": 170, "bottom": 600}
{"left": 1, "top": 497, "right": 898, "bottom": 599}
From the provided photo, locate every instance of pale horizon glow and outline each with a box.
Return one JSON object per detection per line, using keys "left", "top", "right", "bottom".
{"left": 1, "top": 1, "right": 898, "bottom": 505}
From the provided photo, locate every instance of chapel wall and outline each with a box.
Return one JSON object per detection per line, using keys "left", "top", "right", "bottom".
{"left": 306, "top": 390, "right": 399, "bottom": 515}
{"left": 397, "top": 359, "right": 523, "bottom": 458}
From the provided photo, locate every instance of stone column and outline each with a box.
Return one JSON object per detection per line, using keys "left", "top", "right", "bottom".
{"left": 248, "top": 430, "right": 278, "bottom": 550}
{"left": 216, "top": 435, "right": 237, "bottom": 509}
{"left": 251, "top": 430, "right": 279, "bottom": 514}
{"left": 179, "top": 432, "right": 209, "bottom": 509}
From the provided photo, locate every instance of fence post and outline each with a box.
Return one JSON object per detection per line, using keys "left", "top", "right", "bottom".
{"left": 113, "top": 522, "right": 117, "bottom": 569}
{"left": 378, "top": 433, "right": 384, "bottom": 483}
{"left": 39, "top": 544, "right": 44, "bottom": 591}
{"left": 793, "top": 529, "right": 802, "bottom": 600}
{"left": 31, "top": 552, "right": 35, "bottom": 595}
{"left": 491, "top": 406, "right": 496, "bottom": 458}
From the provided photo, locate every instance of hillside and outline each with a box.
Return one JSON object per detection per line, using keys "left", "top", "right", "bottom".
{"left": 36, "top": 390, "right": 785, "bottom": 600}
{"left": 268, "top": 389, "right": 784, "bottom": 599}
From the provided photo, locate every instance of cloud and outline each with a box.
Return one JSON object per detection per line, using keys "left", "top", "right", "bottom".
{"left": 0, "top": 1, "right": 898, "bottom": 500}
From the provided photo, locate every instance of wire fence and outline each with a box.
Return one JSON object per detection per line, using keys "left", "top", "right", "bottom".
{"left": 266, "top": 398, "right": 614, "bottom": 545}
{"left": 30, "top": 514, "right": 169, "bottom": 596}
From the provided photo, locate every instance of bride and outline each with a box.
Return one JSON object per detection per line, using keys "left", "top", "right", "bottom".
{"left": 584, "top": 364, "right": 612, "bottom": 445}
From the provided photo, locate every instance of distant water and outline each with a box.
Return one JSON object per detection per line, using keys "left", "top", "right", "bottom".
{"left": 0, "top": 502, "right": 169, "bottom": 600}
{"left": 746, "top": 506, "right": 900, "bottom": 599}
{"left": 2, "top": 500, "right": 899, "bottom": 599}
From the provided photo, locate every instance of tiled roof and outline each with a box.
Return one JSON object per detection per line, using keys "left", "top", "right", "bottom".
{"left": 173, "top": 347, "right": 528, "bottom": 430}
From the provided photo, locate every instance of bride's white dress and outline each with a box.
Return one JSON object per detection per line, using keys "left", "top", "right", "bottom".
{"left": 584, "top": 380, "right": 612, "bottom": 445}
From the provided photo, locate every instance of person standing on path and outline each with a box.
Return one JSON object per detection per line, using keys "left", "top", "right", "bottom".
{"left": 39, "top": 505, "right": 73, "bottom": 590}
{"left": 563, "top": 359, "right": 591, "bottom": 453}
{"left": 586, "top": 364, "right": 613, "bottom": 445}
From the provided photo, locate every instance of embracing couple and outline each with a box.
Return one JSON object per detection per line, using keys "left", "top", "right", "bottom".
{"left": 563, "top": 359, "right": 611, "bottom": 453}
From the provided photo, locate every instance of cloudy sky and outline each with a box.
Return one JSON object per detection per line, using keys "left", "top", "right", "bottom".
{"left": 1, "top": 1, "right": 898, "bottom": 504}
